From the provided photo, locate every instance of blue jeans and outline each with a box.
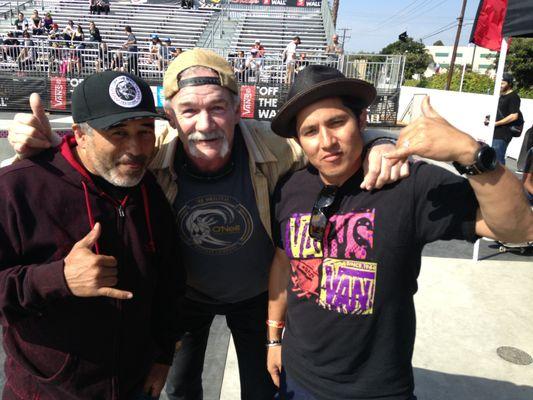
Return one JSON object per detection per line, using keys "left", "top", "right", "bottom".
{"left": 164, "top": 292, "right": 276, "bottom": 400}
{"left": 278, "top": 369, "right": 418, "bottom": 400}
{"left": 492, "top": 137, "right": 511, "bottom": 165}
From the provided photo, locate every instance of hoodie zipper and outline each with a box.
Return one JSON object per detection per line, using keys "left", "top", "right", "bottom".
{"left": 112, "top": 202, "right": 126, "bottom": 400}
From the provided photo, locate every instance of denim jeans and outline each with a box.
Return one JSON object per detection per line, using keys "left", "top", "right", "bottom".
{"left": 492, "top": 137, "right": 511, "bottom": 165}
{"left": 164, "top": 292, "right": 276, "bottom": 400}
{"left": 278, "top": 369, "right": 418, "bottom": 400}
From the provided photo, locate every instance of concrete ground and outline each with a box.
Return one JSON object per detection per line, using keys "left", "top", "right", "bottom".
{"left": 1, "top": 113, "right": 532, "bottom": 399}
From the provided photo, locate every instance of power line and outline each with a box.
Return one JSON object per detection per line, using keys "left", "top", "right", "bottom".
{"left": 400, "top": 0, "right": 449, "bottom": 25}
{"left": 420, "top": 21, "right": 458, "bottom": 40}
{"left": 366, "top": 0, "right": 427, "bottom": 32}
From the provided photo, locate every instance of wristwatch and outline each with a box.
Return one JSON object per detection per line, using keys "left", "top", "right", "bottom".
{"left": 452, "top": 142, "right": 497, "bottom": 176}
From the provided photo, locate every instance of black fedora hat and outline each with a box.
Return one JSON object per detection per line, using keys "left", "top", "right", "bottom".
{"left": 271, "top": 65, "right": 376, "bottom": 138}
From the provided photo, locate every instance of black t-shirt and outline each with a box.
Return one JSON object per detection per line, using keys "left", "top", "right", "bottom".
{"left": 494, "top": 91, "right": 521, "bottom": 140}
{"left": 174, "top": 128, "right": 274, "bottom": 304}
{"left": 272, "top": 162, "right": 478, "bottom": 400}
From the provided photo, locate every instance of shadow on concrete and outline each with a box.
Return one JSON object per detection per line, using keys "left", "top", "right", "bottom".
{"left": 414, "top": 368, "right": 533, "bottom": 400}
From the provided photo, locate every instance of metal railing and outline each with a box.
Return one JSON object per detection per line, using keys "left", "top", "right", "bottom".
{"left": 0, "top": 43, "right": 405, "bottom": 89}
{"left": 0, "top": 0, "right": 34, "bottom": 20}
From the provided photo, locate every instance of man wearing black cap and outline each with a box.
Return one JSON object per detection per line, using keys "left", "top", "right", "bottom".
{"left": 491, "top": 73, "right": 523, "bottom": 165}
{"left": 0, "top": 71, "right": 184, "bottom": 399}
{"left": 267, "top": 65, "right": 533, "bottom": 399}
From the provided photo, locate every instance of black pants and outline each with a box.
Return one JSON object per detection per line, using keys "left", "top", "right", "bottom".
{"left": 164, "top": 292, "right": 276, "bottom": 400}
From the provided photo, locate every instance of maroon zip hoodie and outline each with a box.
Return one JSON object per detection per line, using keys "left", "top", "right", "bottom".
{"left": 0, "top": 137, "right": 184, "bottom": 400}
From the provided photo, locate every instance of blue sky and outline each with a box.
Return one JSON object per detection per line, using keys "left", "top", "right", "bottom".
{"left": 334, "top": 0, "right": 482, "bottom": 53}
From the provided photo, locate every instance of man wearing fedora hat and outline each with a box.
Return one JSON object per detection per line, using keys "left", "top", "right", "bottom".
{"left": 6, "top": 49, "right": 409, "bottom": 400}
{"left": 0, "top": 71, "right": 185, "bottom": 399}
{"left": 267, "top": 65, "right": 533, "bottom": 399}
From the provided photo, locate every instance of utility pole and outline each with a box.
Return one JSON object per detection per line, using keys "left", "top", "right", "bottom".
{"left": 445, "top": 0, "right": 468, "bottom": 90}
{"left": 332, "top": 0, "right": 340, "bottom": 28}
{"left": 337, "top": 27, "right": 351, "bottom": 51}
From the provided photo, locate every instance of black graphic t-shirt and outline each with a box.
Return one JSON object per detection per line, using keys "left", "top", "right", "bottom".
{"left": 272, "top": 162, "right": 478, "bottom": 400}
{"left": 174, "top": 128, "right": 274, "bottom": 304}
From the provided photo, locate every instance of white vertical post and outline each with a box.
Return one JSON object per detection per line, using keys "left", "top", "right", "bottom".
{"left": 472, "top": 37, "right": 509, "bottom": 262}
{"left": 459, "top": 62, "right": 467, "bottom": 92}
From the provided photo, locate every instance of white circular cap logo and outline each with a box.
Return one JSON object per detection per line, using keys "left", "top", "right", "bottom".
{"left": 108, "top": 76, "right": 142, "bottom": 108}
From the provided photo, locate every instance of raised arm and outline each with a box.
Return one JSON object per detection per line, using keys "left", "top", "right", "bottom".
{"left": 386, "top": 96, "right": 533, "bottom": 242}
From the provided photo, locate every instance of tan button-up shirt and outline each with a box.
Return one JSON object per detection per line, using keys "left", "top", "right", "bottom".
{"left": 148, "top": 119, "right": 306, "bottom": 239}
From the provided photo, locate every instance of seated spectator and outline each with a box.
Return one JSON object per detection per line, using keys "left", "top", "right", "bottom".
{"left": 159, "top": 38, "right": 179, "bottom": 69}
{"left": 48, "top": 23, "right": 61, "bottom": 41}
{"left": 325, "top": 34, "right": 343, "bottom": 61}
{"left": 22, "top": 21, "right": 31, "bottom": 37}
{"left": 63, "top": 20, "right": 75, "bottom": 41}
{"left": 251, "top": 39, "right": 265, "bottom": 58}
{"left": 43, "top": 12, "right": 53, "bottom": 32}
{"left": 181, "top": 0, "right": 193, "bottom": 9}
{"left": 89, "top": 21, "right": 102, "bottom": 43}
{"left": 149, "top": 34, "right": 162, "bottom": 64}
{"left": 30, "top": 10, "right": 44, "bottom": 35}
{"left": 1, "top": 32, "right": 20, "bottom": 61}
{"left": 89, "top": 0, "right": 97, "bottom": 14}
{"left": 16, "top": 31, "right": 36, "bottom": 71}
{"left": 97, "top": 0, "right": 110, "bottom": 15}
{"left": 13, "top": 12, "right": 28, "bottom": 36}
{"left": 70, "top": 25, "right": 85, "bottom": 74}
{"left": 71, "top": 24, "right": 85, "bottom": 47}
{"left": 295, "top": 52, "right": 309, "bottom": 73}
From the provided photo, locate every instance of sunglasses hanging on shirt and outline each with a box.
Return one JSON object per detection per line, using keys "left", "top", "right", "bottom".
{"left": 309, "top": 185, "right": 338, "bottom": 242}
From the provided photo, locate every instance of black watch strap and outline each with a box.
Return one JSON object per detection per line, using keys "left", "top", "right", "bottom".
{"left": 453, "top": 142, "right": 497, "bottom": 176}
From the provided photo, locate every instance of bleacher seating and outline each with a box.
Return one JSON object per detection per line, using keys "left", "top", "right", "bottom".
{"left": 0, "top": 0, "right": 216, "bottom": 77}
{"left": 230, "top": 8, "right": 327, "bottom": 57}
{"left": 30, "top": 0, "right": 214, "bottom": 50}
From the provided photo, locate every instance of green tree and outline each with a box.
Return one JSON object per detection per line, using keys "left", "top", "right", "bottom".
{"left": 432, "top": 40, "right": 444, "bottom": 46}
{"left": 380, "top": 37, "right": 433, "bottom": 81}
{"left": 506, "top": 38, "right": 533, "bottom": 91}
{"left": 405, "top": 71, "right": 495, "bottom": 95}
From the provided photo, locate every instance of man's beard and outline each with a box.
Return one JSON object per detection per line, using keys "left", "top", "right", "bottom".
{"left": 86, "top": 143, "right": 147, "bottom": 187}
{"left": 186, "top": 130, "right": 230, "bottom": 160}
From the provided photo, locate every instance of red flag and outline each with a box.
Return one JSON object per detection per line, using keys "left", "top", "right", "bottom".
{"left": 470, "top": 0, "right": 508, "bottom": 51}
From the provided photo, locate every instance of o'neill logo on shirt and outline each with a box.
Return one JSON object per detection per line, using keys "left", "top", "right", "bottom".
{"left": 50, "top": 77, "right": 67, "bottom": 110}
{"left": 240, "top": 85, "right": 256, "bottom": 118}
{"left": 178, "top": 195, "right": 253, "bottom": 255}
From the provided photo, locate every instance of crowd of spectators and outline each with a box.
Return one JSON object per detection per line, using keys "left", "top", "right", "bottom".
{"left": 2, "top": 7, "right": 339, "bottom": 81}
{"left": 1, "top": 7, "right": 185, "bottom": 77}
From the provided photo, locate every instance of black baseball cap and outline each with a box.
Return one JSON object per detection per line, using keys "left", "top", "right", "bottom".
{"left": 72, "top": 71, "right": 165, "bottom": 130}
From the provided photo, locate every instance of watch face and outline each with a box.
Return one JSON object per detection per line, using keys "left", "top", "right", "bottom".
{"left": 478, "top": 145, "right": 497, "bottom": 171}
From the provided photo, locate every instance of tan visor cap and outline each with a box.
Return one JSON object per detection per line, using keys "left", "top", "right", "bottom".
{"left": 163, "top": 48, "right": 239, "bottom": 100}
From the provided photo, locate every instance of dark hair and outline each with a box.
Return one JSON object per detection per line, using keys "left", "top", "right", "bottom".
{"left": 502, "top": 73, "right": 514, "bottom": 87}
{"left": 340, "top": 96, "right": 363, "bottom": 120}
{"left": 125, "top": 26, "right": 132, "bottom": 33}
